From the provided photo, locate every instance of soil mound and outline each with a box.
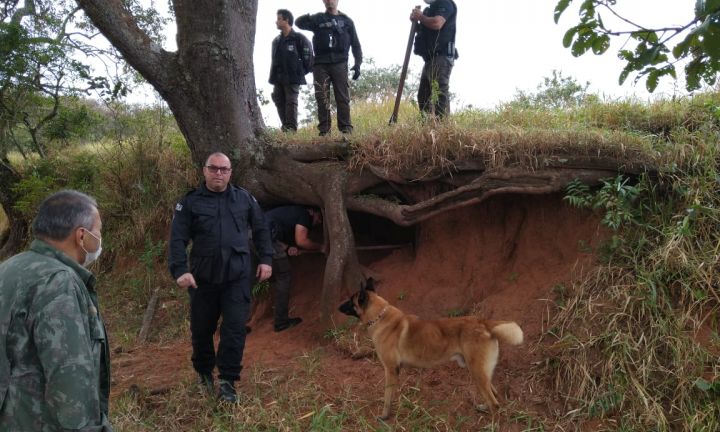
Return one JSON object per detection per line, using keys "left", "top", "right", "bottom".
{"left": 112, "top": 193, "right": 604, "bottom": 425}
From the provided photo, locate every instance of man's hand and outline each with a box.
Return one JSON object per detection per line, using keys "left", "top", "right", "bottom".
{"left": 351, "top": 64, "right": 361, "bottom": 80}
{"left": 256, "top": 264, "right": 272, "bottom": 282}
{"left": 176, "top": 272, "right": 197, "bottom": 289}
{"left": 410, "top": 8, "right": 423, "bottom": 22}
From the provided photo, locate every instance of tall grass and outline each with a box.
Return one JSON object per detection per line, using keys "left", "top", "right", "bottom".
{"left": 541, "top": 112, "right": 720, "bottom": 430}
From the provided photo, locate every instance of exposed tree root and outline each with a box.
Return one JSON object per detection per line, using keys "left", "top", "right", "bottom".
{"left": 348, "top": 167, "right": 618, "bottom": 226}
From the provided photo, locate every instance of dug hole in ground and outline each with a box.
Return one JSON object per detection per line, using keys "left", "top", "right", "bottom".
{"left": 112, "top": 193, "right": 604, "bottom": 425}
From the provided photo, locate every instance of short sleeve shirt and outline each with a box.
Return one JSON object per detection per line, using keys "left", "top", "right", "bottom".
{"left": 265, "top": 206, "right": 312, "bottom": 246}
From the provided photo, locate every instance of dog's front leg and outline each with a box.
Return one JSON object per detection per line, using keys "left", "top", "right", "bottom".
{"left": 379, "top": 364, "right": 400, "bottom": 420}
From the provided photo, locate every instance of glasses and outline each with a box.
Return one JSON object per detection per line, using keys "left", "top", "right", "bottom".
{"left": 205, "top": 165, "right": 232, "bottom": 175}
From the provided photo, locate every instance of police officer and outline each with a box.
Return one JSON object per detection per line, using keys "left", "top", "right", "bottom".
{"left": 265, "top": 206, "right": 324, "bottom": 332}
{"left": 296, "top": 0, "right": 362, "bottom": 136}
{"left": 0, "top": 190, "right": 112, "bottom": 431}
{"left": 169, "top": 152, "right": 273, "bottom": 403}
{"left": 270, "top": 9, "right": 313, "bottom": 132}
{"left": 411, "top": 0, "right": 458, "bottom": 118}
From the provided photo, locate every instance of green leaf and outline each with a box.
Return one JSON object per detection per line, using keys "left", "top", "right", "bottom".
{"left": 592, "top": 34, "right": 610, "bottom": 55}
{"left": 685, "top": 58, "right": 704, "bottom": 90}
{"left": 673, "top": 34, "right": 698, "bottom": 59}
{"left": 701, "top": 21, "right": 720, "bottom": 58}
{"left": 563, "top": 27, "right": 578, "bottom": 48}
{"left": 554, "top": 0, "right": 572, "bottom": 24}
{"left": 619, "top": 66, "right": 631, "bottom": 85}
{"left": 631, "top": 31, "right": 659, "bottom": 43}
{"left": 646, "top": 69, "right": 660, "bottom": 92}
{"left": 636, "top": 44, "right": 663, "bottom": 66}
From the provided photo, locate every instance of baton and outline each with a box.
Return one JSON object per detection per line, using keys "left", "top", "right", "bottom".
{"left": 389, "top": 6, "right": 421, "bottom": 125}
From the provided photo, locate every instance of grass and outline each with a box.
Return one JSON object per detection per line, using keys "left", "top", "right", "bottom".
{"left": 5, "top": 91, "right": 720, "bottom": 430}
{"left": 111, "top": 356, "right": 471, "bottom": 431}
{"left": 266, "top": 96, "right": 705, "bottom": 179}
{"left": 538, "top": 119, "right": 720, "bottom": 430}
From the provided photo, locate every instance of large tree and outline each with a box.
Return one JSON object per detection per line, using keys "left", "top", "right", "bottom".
{"left": 75, "top": 0, "right": 641, "bottom": 325}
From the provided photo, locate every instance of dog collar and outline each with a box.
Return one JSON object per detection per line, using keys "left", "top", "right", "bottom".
{"left": 366, "top": 305, "right": 389, "bottom": 328}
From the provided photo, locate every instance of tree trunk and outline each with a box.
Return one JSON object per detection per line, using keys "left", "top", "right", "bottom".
{"left": 76, "top": 0, "right": 264, "bottom": 164}
{"left": 75, "top": 0, "right": 653, "bottom": 329}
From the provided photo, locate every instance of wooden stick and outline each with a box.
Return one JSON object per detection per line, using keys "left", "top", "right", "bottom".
{"left": 137, "top": 286, "right": 160, "bottom": 344}
{"left": 389, "top": 6, "right": 421, "bottom": 125}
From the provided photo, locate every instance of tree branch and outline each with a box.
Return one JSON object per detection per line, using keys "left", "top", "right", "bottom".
{"left": 75, "top": 0, "right": 176, "bottom": 93}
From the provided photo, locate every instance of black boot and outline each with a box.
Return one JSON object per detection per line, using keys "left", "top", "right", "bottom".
{"left": 198, "top": 372, "right": 214, "bottom": 395}
{"left": 274, "top": 317, "right": 302, "bottom": 332}
{"left": 218, "top": 379, "right": 238, "bottom": 403}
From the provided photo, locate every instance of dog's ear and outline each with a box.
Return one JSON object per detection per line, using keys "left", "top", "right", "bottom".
{"left": 358, "top": 289, "right": 369, "bottom": 308}
{"left": 365, "top": 277, "right": 376, "bottom": 292}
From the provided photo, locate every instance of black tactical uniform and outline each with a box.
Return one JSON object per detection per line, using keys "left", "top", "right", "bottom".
{"left": 414, "top": 0, "right": 458, "bottom": 118}
{"left": 269, "top": 29, "right": 313, "bottom": 131}
{"left": 169, "top": 183, "right": 273, "bottom": 383}
{"left": 265, "top": 206, "right": 314, "bottom": 330}
{"left": 296, "top": 11, "right": 362, "bottom": 135}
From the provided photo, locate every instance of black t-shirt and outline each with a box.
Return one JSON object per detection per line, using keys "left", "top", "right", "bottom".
{"left": 414, "top": 0, "right": 457, "bottom": 59}
{"left": 265, "top": 206, "right": 312, "bottom": 245}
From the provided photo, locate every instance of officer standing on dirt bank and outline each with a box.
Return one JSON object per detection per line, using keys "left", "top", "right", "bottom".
{"left": 169, "top": 152, "right": 273, "bottom": 403}
{"left": 0, "top": 190, "right": 112, "bottom": 431}
{"left": 270, "top": 9, "right": 314, "bottom": 132}
{"left": 411, "top": 0, "right": 458, "bottom": 118}
{"left": 264, "top": 206, "right": 324, "bottom": 332}
{"left": 296, "top": 0, "right": 363, "bottom": 136}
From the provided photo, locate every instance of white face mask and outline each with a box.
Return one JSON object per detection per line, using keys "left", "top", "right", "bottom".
{"left": 81, "top": 228, "right": 102, "bottom": 267}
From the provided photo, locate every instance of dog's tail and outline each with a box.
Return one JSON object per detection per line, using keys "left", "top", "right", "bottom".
{"left": 488, "top": 321, "right": 523, "bottom": 346}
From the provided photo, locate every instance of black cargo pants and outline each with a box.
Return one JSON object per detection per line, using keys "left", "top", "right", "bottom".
{"left": 418, "top": 55, "right": 453, "bottom": 118}
{"left": 270, "top": 241, "right": 292, "bottom": 326}
{"left": 313, "top": 61, "right": 352, "bottom": 134}
{"left": 188, "top": 274, "right": 251, "bottom": 382}
{"left": 272, "top": 84, "right": 300, "bottom": 132}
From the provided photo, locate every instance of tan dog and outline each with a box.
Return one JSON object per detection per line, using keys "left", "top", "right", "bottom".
{"left": 338, "top": 279, "right": 523, "bottom": 420}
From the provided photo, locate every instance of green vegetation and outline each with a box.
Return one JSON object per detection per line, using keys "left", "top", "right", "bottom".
{"left": 555, "top": 0, "right": 720, "bottom": 91}
{"left": 1, "top": 77, "right": 719, "bottom": 429}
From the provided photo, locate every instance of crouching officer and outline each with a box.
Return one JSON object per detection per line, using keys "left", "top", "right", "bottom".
{"left": 168, "top": 152, "right": 273, "bottom": 403}
{"left": 270, "top": 9, "right": 314, "bottom": 132}
{"left": 411, "top": 0, "right": 458, "bottom": 118}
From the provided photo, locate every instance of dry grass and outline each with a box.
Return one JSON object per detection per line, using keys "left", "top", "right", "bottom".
{"left": 536, "top": 118, "right": 720, "bottom": 430}
{"left": 267, "top": 97, "right": 713, "bottom": 179}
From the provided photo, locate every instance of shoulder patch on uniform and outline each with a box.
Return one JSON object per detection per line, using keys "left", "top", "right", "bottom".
{"left": 175, "top": 203, "right": 183, "bottom": 211}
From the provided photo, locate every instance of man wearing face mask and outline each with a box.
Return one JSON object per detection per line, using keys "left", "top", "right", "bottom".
{"left": 411, "top": 0, "right": 458, "bottom": 118}
{"left": 169, "top": 152, "right": 273, "bottom": 403}
{"left": 0, "top": 190, "right": 112, "bottom": 431}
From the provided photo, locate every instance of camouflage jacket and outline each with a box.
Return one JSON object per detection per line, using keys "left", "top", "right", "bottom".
{"left": 0, "top": 239, "right": 112, "bottom": 431}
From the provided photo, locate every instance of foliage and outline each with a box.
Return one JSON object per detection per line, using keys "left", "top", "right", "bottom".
{"left": 555, "top": 0, "right": 720, "bottom": 92}
{"left": 510, "top": 70, "right": 594, "bottom": 110}
{"left": 42, "top": 97, "right": 105, "bottom": 144}
{"left": 565, "top": 175, "right": 643, "bottom": 231}
{"left": 0, "top": 0, "right": 167, "bottom": 162}
{"left": 547, "top": 118, "right": 720, "bottom": 429}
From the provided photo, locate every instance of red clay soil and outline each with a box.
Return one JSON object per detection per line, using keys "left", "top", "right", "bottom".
{"left": 111, "top": 193, "right": 605, "bottom": 429}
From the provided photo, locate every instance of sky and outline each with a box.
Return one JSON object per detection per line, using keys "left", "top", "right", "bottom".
{"left": 140, "top": 0, "right": 695, "bottom": 126}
